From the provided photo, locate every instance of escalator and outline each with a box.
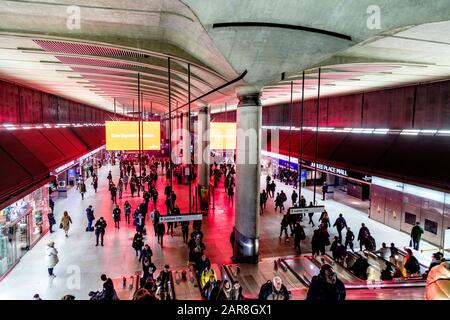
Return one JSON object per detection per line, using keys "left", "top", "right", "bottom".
{"left": 171, "top": 266, "right": 203, "bottom": 300}
{"left": 221, "top": 258, "right": 307, "bottom": 299}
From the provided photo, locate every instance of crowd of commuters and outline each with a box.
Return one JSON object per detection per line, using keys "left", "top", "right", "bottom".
{"left": 35, "top": 153, "right": 447, "bottom": 301}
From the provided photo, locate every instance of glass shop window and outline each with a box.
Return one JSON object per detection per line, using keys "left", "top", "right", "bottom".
{"left": 404, "top": 212, "right": 416, "bottom": 226}
{"left": 424, "top": 219, "right": 438, "bottom": 235}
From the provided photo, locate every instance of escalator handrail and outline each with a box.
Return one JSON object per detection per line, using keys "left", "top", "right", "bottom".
{"left": 221, "top": 264, "right": 236, "bottom": 283}
{"left": 169, "top": 271, "right": 176, "bottom": 300}
{"left": 279, "top": 258, "right": 311, "bottom": 287}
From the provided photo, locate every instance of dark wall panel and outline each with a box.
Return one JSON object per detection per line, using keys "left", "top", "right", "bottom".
{"left": 42, "top": 93, "right": 58, "bottom": 123}
{"left": 19, "top": 87, "right": 42, "bottom": 124}
{"left": 362, "top": 87, "right": 414, "bottom": 129}
{"left": 58, "top": 99, "right": 69, "bottom": 123}
{"left": 415, "top": 81, "right": 450, "bottom": 129}
{"left": 0, "top": 81, "right": 19, "bottom": 123}
{"left": 327, "top": 94, "right": 363, "bottom": 127}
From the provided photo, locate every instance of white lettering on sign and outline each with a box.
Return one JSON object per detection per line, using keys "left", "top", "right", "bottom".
{"left": 54, "top": 160, "right": 76, "bottom": 174}
{"left": 310, "top": 162, "right": 348, "bottom": 177}
{"left": 159, "top": 214, "right": 203, "bottom": 223}
{"left": 289, "top": 206, "right": 325, "bottom": 215}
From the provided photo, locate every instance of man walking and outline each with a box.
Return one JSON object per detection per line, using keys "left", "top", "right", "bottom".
{"left": 410, "top": 222, "right": 424, "bottom": 251}
{"left": 333, "top": 214, "right": 347, "bottom": 242}
{"left": 95, "top": 217, "right": 107, "bottom": 247}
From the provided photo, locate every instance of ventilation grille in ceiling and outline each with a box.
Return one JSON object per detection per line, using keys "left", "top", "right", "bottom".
{"left": 70, "top": 66, "right": 131, "bottom": 75}
{"left": 55, "top": 56, "right": 143, "bottom": 70}
{"left": 33, "top": 39, "right": 148, "bottom": 58}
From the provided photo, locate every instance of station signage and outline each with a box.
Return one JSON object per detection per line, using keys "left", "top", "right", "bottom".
{"left": 309, "top": 162, "right": 348, "bottom": 176}
{"left": 210, "top": 122, "right": 236, "bottom": 150}
{"left": 158, "top": 213, "right": 203, "bottom": 223}
{"left": 289, "top": 205, "right": 325, "bottom": 215}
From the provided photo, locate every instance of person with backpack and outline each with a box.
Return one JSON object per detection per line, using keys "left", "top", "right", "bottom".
{"left": 357, "top": 223, "right": 370, "bottom": 251}
{"left": 258, "top": 276, "right": 290, "bottom": 300}
{"left": 293, "top": 222, "right": 306, "bottom": 254}
{"left": 333, "top": 214, "right": 347, "bottom": 242}
{"left": 86, "top": 205, "right": 95, "bottom": 232}
{"left": 410, "top": 222, "right": 424, "bottom": 251}
{"left": 94, "top": 217, "right": 107, "bottom": 247}
{"left": 306, "top": 264, "right": 346, "bottom": 301}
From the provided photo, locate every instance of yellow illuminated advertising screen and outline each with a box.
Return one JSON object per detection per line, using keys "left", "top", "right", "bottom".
{"left": 105, "top": 121, "right": 161, "bottom": 150}
{"left": 210, "top": 122, "right": 236, "bottom": 150}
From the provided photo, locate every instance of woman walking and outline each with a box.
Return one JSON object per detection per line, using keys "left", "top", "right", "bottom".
{"left": 45, "top": 241, "right": 59, "bottom": 277}
{"left": 60, "top": 211, "right": 73, "bottom": 237}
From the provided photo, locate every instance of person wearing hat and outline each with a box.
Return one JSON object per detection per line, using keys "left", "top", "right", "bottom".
{"left": 45, "top": 241, "right": 59, "bottom": 277}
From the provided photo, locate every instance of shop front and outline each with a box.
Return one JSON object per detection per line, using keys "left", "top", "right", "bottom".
{"left": 0, "top": 185, "right": 49, "bottom": 279}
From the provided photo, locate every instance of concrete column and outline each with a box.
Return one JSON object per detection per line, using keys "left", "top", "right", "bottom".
{"left": 182, "top": 112, "right": 190, "bottom": 165}
{"left": 197, "top": 106, "right": 210, "bottom": 188}
{"left": 234, "top": 90, "right": 262, "bottom": 264}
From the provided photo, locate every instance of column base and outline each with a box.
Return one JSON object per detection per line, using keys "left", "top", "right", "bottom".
{"left": 233, "top": 228, "right": 259, "bottom": 264}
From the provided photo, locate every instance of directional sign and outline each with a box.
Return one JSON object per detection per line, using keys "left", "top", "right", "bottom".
{"left": 288, "top": 206, "right": 325, "bottom": 215}
{"left": 159, "top": 213, "right": 203, "bottom": 223}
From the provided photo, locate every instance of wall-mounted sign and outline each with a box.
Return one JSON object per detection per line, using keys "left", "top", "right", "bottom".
{"left": 53, "top": 160, "right": 76, "bottom": 174}
{"left": 159, "top": 213, "right": 203, "bottom": 223}
{"left": 310, "top": 162, "right": 348, "bottom": 176}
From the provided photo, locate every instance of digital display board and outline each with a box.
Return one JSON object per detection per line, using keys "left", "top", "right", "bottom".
{"left": 105, "top": 121, "right": 160, "bottom": 151}
{"left": 210, "top": 122, "right": 236, "bottom": 150}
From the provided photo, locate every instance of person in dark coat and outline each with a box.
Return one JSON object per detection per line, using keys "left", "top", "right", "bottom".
{"left": 124, "top": 201, "right": 131, "bottom": 225}
{"left": 48, "top": 211, "right": 56, "bottom": 233}
{"left": 112, "top": 205, "right": 121, "bottom": 229}
{"left": 132, "top": 232, "right": 144, "bottom": 257}
{"left": 357, "top": 223, "right": 370, "bottom": 251}
{"left": 258, "top": 276, "right": 290, "bottom": 300}
{"left": 306, "top": 264, "right": 346, "bottom": 301}
{"left": 181, "top": 221, "right": 189, "bottom": 244}
{"left": 230, "top": 230, "right": 235, "bottom": 259}
{"left": 345, "top": 227, "right": 355, "bottom": 252}
{"left": 333, "top": 214, "right": 347, "bottom": 242}
{"left": 293, "top": 223, "right": 305, "bottom": 254}
{"left": 156, "top": 222, "right": 166, "bottom": 247}
{"left": 95, "top": 217, "right": 107, "bottom": 247}
{"left": 139, "top": 244, "right": 153, "bottom": 263}
{"left": 410, "top": 222, "right": 424, "bottom": 251}
{"left": 351, "top": 255, "right": 369, "bottom": 280}
{"left": 279, "top": 215, "right": 290, "bottom": 241}
{"left": 86, "top": 205, "right": 95, "bottom": 232}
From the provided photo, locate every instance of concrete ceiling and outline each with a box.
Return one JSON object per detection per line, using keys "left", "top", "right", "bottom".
{"left": 0, "top": 0, "right": 450, "bottom": 115}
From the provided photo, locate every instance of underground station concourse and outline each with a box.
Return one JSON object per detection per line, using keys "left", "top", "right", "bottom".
{"left": 0, "top": 0, "right": 449, "bottom": 302}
